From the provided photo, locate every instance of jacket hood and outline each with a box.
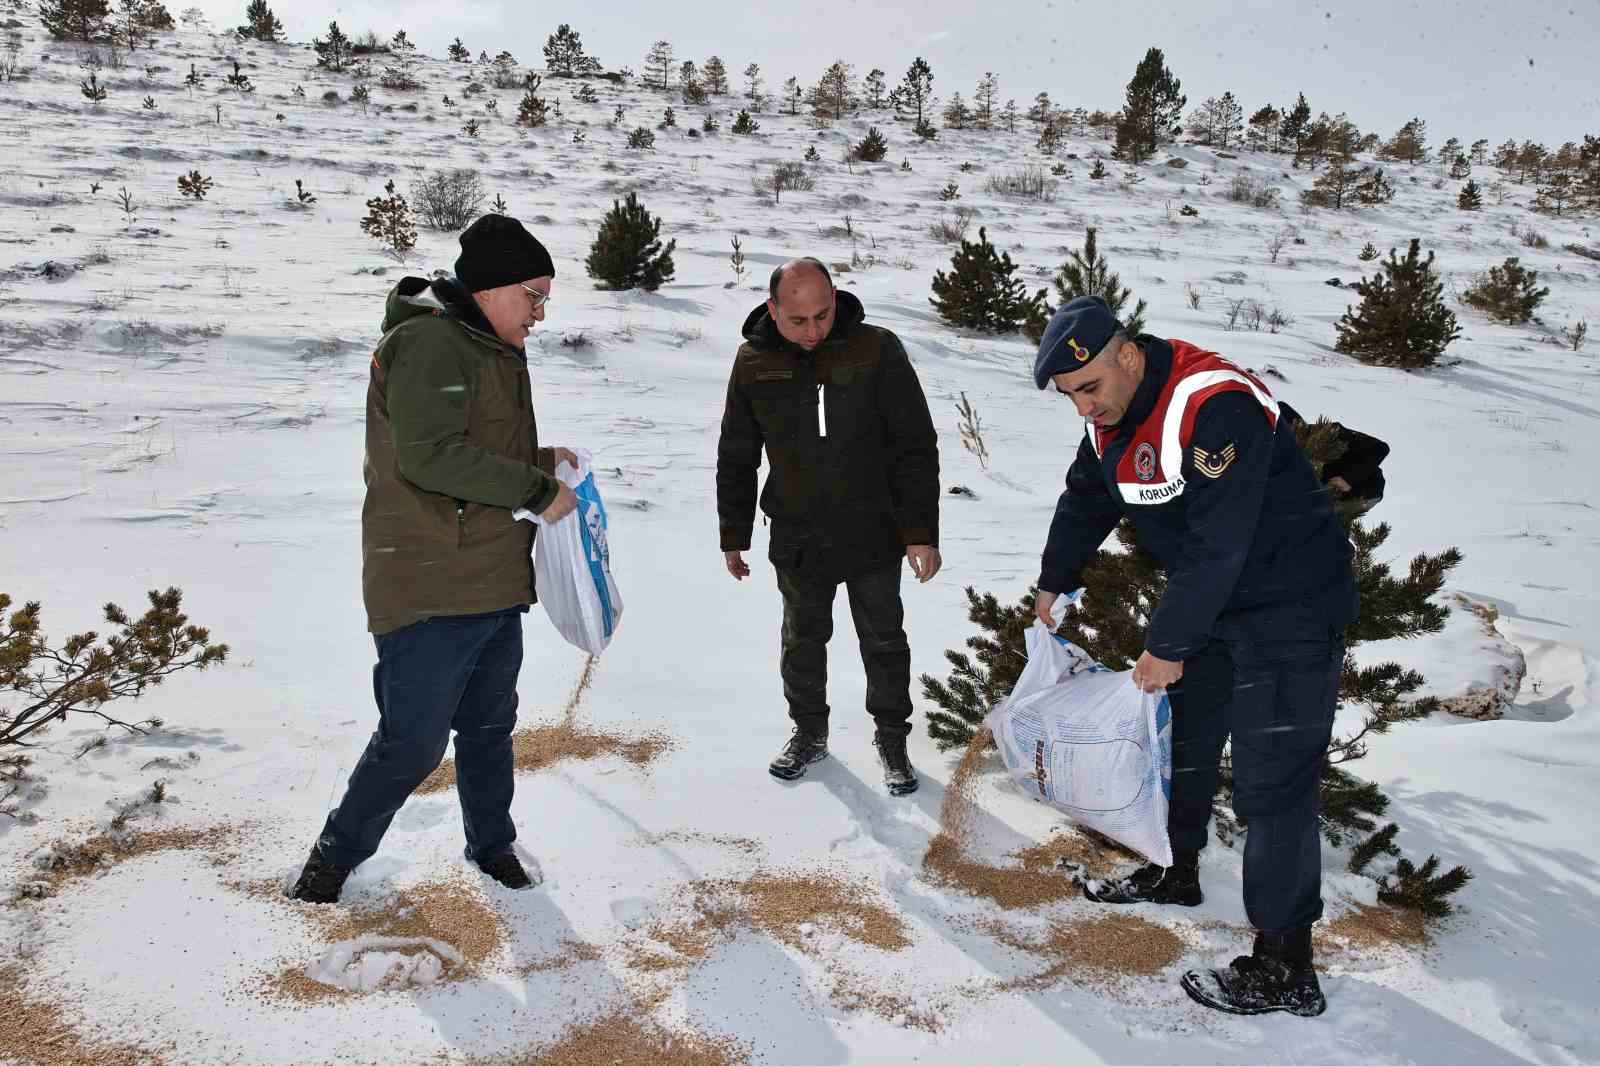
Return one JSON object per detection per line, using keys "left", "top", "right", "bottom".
{"left": 381, "top": 275, "right": 500, "bottom": 341}
{"left": 740, "top": 289, "right": 866, "bottom": 351}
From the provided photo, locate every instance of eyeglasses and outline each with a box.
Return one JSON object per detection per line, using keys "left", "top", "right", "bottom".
{"left": 520, "top": 284, "right": 552, "bottom": 310}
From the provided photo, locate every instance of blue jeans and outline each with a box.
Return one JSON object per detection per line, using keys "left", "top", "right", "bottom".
{"left": 316, "top": 608, "right": 523, "bottom": 869}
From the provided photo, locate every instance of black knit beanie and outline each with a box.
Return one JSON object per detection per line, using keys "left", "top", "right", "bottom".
{"left": 454, "top": 214, "right": 555, "bottom": 292}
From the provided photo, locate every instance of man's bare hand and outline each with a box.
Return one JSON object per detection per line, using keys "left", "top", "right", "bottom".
{"left": 1035, "top": 589, "right": 1059, "bottom": 627}
{"left": 906, "top": 545, "right": 942, "bottom": 583}
{"left": 1131, "top": 650, "right": 1183, "bottom": 693}
{"left": 1327, "top": 475, "right": 1352, "bottom": 495}
{"left": 540, "top": 481, "right": 578, "bottom": 522}
{"left": 724, "top": 550, "right": 751, "bottom": 580}
{"left": 551, "top": 447, "right": 580, "bottom": 470}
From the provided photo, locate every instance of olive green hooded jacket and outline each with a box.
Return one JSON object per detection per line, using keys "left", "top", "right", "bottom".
{"left": 361, "top": 276, "right": 559, "bottom": 634}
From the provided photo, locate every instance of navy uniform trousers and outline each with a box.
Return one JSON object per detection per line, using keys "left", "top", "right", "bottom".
{"left": 1164, "top": 591, "right": 1348, "bottom": 933}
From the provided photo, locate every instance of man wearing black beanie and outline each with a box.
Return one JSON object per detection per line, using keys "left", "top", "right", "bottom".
{"left": 290, "top": 214, "right": 577, "bottom": 903}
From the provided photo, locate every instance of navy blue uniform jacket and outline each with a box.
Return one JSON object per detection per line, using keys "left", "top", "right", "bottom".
{"left": 1039, "top": 337, "right": 1355, "bottom": 661}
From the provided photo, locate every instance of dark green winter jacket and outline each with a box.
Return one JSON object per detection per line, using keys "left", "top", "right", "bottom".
{"left": 361, "top": 276, "right": 559, "bottom": 634}
{"left": 716, "top": 290, "right": 940, "bottom": 580}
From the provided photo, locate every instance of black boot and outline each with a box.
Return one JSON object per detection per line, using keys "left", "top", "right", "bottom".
{"left": 1181, "top": 927, "right": 1326, "bottom": 1017}
{"left": 769, "top": 726, "right": 829, "bottom": 781}
{"left": 288, "top": 846, "right": 353, "bottom": 904}
{"left": 477, "top": 849, "right": 535, "bottom": 890}
{"left": 873, "top": 730, "right": 918, "bottom": 796}
{"left": 1082, "top": 854, "right": 1202, "bottom": 906}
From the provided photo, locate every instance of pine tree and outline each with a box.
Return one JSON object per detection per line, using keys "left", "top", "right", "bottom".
{"left": 1380, "top": 117, "right": 1427, "bottom": 164}
{"left": 517, "top": 86, "right": 548, "bottom": 126}
{"left": 643, "top": 40, "right": 673, "bottom": 91}
{"left": 921, "top": 421, "right": 1472, "bottom": 916}
{"left": 1247, "top": 104, "right": 1280, "bottom": 152}
{"left": 79, "top": 71, "right": 107, "bottom": 101}
{"left": 40, "top": 0, "right": 109, "bottom": 40}
{"left": 863, "top": 68, "right": 886, "bottom": 108}
{"left": 1279, "top": 92, "right": 1311, "bottom": 165}
{"left": 543, "top": 24, "right": 599, "bottom": 77}
{"left": 1463, "top": 257, "right": 1549, "bottom": 324}
{"left": 701, "top": 55, "right": 728, "bottom": 95}
{"left": 1028, "top": 91, "right": 1053, "bottom": 128}
{"left": 973, "top": 71, "right": 999, "bottom": 130}
{"left": 782, "top": 76, "right": 801, "bottom": 115}
{"left": 1492, "top": 138, "right": 1519, "bottom": 169}
{"left": 586, "top": 192, "right": 675, "bottom": 291}
{"left": 176, "top": 170, "right": 212, "bottom": 200}
{"left": 1449, "top": 153, "right": 1471, "bottom": 179}
{"left": 1046, "top": 227, "right": 1147, "bottom": 336}
{"left": 941, "top": 91, "right": 971, "bottom": 130}
{"left": 1469, "top": 138, "right": 1489, "bottom": 165}
{"left": 238, "top": 0, "right": 282, "bottom": 42}
{"left": 1305, "top": 162, "right": 1365, "bottom": 210}
{"left": 447, "top": 37, "right": 469, "bottom": 62}
{"left": 1001, "top": 98, "right": 1019, "bottom": 133}
{"left": 811, "top": 60, "right": 855, "bottom": 120}
{"left": 731, "top": 109, "right": 759, "bottom": 134}
{"left": 1213, "top": 91, "right": 1243, "bottom": 150}
{"left": 1437, "top": 136, "right": 1462, "bottom": 170}
{"left": 898, "top": 56, "right": 935, "bottom": 128}
{"left": 853, "top": 126, "right": 888, "bottom": 162}
{"left": 1514, "top": 140, "right": 1548, "bottom": 184}
{"left": 1114, "top": 47, "right": 1184, "bottom": 164}
{"left": 929, "top": 227, "right": 1043, "bottom": 333}
{"left": 1353, "top": 166, "right": 1394, "bottom": 205}
{"left": 1457, "top": 179, "right": 1482, "bottom": 210}
{"left": 743, "top": 62, "right": 762, "bottom": 101}
{"left": 360, "top": 180, "right": 417, "bottom": 259}
{"left": 313, "top": 21, "right": 353, "bottom": 72}
{"left": 1335, "top": 238, "right": 1460, "bottom": 369}
{"left": 1534, "top": 171, "right": 1576, "bottom": 216}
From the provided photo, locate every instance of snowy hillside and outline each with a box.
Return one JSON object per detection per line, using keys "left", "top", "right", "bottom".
{"left": 1, "top": 13, "right": 1598, "bottom": 1066}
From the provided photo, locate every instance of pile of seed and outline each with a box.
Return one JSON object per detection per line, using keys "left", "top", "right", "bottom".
{"left": 418, "top": 722, "right": 673, "bottom": 794}
{"left": 1321, "top": 902, "right": 1429, "bottom": 950}
{"left": 1011, "top": 828, "right": 1136, "bottom": 879}
{"left": 988, "top": 914, "right": 1186, "bottom": 990}
{"left": 34, "top": 825, "right": 237, "bottom": 891}
{"left": 518, "top": 938, "right": 604, "bottom": 975}
{"left": 481, "top": 1013, "right": 749, "bottom": 1066}
{"left": 920, "top": 729, "right": 1081, "bottom": 909}
{"left": 0, "top": 966, "right": 170, "bottom": 1066}
{"left": 266, "top": 877, "right": 507, "bottom": 1002}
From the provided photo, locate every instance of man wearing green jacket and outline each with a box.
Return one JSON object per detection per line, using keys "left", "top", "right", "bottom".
{"left": 291, "top": 215, "right": 576, "bottom": 903}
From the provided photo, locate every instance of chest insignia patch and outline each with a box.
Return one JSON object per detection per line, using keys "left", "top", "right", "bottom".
{"left": 1133, "top": 442, "right": 1157, "bottom": 482}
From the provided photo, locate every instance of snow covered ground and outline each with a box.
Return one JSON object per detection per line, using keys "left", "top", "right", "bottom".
{"left": 1, "top": 14, "right": 1598, "bottom": 1066}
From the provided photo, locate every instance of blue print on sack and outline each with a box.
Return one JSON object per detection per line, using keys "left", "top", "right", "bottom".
{"left": 575, "top": 472, "right": 616, "bottom": 638}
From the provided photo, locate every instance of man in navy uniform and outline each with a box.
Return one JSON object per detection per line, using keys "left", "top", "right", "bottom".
{"left": 1031, "top": 296, "right": 1357, "bottom": 1018}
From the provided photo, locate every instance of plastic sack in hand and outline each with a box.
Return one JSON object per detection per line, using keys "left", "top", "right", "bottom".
{"left": 526, "top": 450, "right": 622, "bottom": 655}
{"left": 984, "top": 620, "right": 1172, "bottom": 867}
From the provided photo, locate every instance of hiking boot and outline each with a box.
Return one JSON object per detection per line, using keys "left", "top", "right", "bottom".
{"left": 288, "top": 846, "right": 352, "bottom": 905}
{"left": 769, "top": 727, "right": 829, "bottom": 781}
{"left": 873, "top": 730, "right": 919, "bottom": 797}
{"left": 1181, "top": 928, "right": 1326, "bottom": 1017}
{"left": 1082, "top": 855, "right": 1202, "bottom": 906}
{"left": 476, "top": 849, "right": 534, "bottom": 890}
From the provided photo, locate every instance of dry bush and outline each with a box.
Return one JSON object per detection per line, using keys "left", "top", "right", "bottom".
{"left": 410, "top": 168, "right": 485, "bottom": 230}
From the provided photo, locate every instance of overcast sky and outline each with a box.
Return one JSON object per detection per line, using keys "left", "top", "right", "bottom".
{"left": 192, "top": 0, "right": 1597, "bottom": 147}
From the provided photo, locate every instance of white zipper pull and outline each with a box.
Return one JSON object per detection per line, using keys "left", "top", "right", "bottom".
{"left": 817, "top": 382, "right": 827, "bottom": 438}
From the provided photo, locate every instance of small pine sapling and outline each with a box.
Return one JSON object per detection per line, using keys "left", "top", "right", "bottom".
{"left": 360, "top": 180, "right": 418, "bottom": 260}
{"left": 176, "top": 170, "right": 213, "bottom": 200}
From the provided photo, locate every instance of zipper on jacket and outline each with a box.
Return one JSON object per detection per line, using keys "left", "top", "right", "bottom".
{"left": 817, "top": 382, "right": 827, "bottom": 439}
{"left": 456, "top": 500, "right": 466, "bottom": 547}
